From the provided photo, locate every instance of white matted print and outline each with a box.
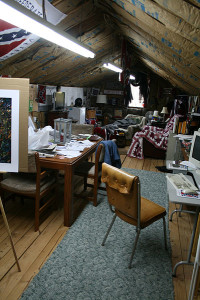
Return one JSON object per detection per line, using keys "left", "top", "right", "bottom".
{"left": 0, "top": 90, "right": 19, "bottom": 172}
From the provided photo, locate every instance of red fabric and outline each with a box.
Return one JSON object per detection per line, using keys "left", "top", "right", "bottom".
{"left": 127, "top": 115, "right": 180, "bottom": 159}
{"left": 94, "top": 127, "right": 106, "bottom": 139}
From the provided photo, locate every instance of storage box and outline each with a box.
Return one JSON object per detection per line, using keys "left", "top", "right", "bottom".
{"left": 29, "top": 84, "right": 38, "bottom": 111}
{"left": 86, "top": 109, "right": 96, "bottom": 119}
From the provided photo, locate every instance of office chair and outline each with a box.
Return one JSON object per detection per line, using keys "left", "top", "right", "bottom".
{"left": 0, "top": 152, "right": 58, "bottom": 231}
{"left": 101, "top": 163, "right": 167, "bottom": 268}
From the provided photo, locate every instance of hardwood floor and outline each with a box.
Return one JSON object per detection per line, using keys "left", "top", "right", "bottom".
{"left": 0, "top": 154, "right": 199, "bottom": 300}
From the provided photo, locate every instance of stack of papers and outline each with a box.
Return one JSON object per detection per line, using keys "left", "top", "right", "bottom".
{"left": 55, "top": 140, "right": 94, "bottom": 158}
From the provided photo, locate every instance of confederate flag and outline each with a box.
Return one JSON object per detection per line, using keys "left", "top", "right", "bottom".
{"left": 0, "top": 20, "right": 39, "bottom": 61}
{"left": 0, "top": 0, "right": 66, "bottom": 62}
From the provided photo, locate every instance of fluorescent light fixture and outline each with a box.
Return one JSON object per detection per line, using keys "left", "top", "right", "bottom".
{"left": 0, "top": 0, "right": 95, "bottom": 58}
{"left": 130, "top": 74, "right": 135, "bottom": 80}
{"left": 103, "top": 63, "right": 122, "bottom": 73}
{"left": 103, "top": 63, "right": 135, "bottom": 80}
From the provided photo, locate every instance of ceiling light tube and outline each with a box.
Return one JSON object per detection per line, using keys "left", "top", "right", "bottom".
{"left": 103, "top": 63, "right": 122, "bottom": 73}
{"left": 0, "top": 0, "right": 95, "bottom": 58}
{"left": 130, "top": 74, "right": 135, "bottom": 80}
{"left": 103, "top": 63, "right": 135, "bottom": 80}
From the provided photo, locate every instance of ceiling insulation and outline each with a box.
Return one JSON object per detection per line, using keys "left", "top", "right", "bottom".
{"left": 0, "top": 0, "right": 199, "bottom": 95}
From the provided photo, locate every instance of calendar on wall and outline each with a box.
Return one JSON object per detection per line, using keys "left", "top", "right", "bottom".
{"left": 0, "top": 90, "right": 19, "bottom": 172}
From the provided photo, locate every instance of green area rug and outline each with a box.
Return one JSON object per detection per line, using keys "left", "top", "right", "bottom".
{"left": 21, "top": 169, "right": 174, "bottom": 300}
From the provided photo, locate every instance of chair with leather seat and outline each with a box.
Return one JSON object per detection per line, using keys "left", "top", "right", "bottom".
{"left": 101, "top": 163, "right": 167, "bottom": 268}
{"left": 0, "top": 152, "right": 58, "bottom": 231}
{"left": 75, "top": 140, "right": 120, "bottom": 207}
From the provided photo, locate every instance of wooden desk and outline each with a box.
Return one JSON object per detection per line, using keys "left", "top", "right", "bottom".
{"left": 38, "top": 139, "right": 102, "bottom": 227}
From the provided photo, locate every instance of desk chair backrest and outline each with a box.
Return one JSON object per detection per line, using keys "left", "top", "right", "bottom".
{"left": 101, "top": 162, "right": 140, "bottom": 224}
{"left": 101, "top": 162, "right": 167, "bottom": 268}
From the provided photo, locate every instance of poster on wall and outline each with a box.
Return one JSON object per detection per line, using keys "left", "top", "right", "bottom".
{"left": 0, "top": 90, "right": 19, "bottom": 172}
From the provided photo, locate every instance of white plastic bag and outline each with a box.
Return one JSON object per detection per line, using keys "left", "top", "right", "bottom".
{"left": 28, "top": 126, "right": 51, "bottom": 150}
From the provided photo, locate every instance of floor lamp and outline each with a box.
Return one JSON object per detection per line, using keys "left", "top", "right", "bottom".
{"left": 0, "top": 197, "right": 21, "bottom": 272}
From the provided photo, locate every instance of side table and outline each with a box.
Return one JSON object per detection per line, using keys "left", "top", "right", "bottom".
{"left": 151, "top": 121, "right": 166, "bottom": 128}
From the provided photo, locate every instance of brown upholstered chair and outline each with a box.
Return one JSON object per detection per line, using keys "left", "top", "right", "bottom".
{"left": 101, "top": 163, "right": 167, "bottom": 268}
{"left": 0, "top": 152, "right": 58, "bottom": 231}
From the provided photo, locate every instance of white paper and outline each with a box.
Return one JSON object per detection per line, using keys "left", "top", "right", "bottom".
{"left": 57, "top": 150, "right": 81, "bottom": 158}
{"left": 173, "top": 134, "right": 193, "bottom": 140}
{"left": 179, "top": 161, "right": 197, "bottom": 170}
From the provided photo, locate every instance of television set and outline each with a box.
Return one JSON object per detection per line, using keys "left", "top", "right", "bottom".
{"left": 189, "top": 131, "right": 200, "bottom": 175}
{"left": 54, "top": 92, "right": 65, "bottom": 110}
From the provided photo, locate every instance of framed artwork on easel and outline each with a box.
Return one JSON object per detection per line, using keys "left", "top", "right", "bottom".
{"left": 0, "top": 89, "right": 19, "bottom": 172}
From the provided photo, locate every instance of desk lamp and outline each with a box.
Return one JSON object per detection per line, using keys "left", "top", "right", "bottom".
{"left": 161, "top": 107, "right": 169, "bottom": 121}
{"left": 152, "top": 110, "right": 159, "bottom": 121}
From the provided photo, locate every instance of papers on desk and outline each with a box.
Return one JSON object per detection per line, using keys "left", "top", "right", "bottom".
{"left": 55, "top": 140, "right": 95, "bottom": 158}
{"left": 179, "top": 161, "right": 197, "bottom": 170}
{"left": 177, "top": 190, "right": 200, "bottom": 199}
{"left": 168, "top": 161, "right": 188, "bottom": 171}
{"left": 173, "top": 134, "right": 193, "bottom": 140}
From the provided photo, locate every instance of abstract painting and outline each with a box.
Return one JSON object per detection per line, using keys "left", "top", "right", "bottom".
{"left": 0, "top": 97, "right": 12, "bottom": 163}
{"left": 0, "top": 90, "right": 19, "bottom": 172}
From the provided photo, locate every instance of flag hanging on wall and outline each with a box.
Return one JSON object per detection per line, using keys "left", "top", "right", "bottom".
{"left": 38, "top": 85, "right": 46, "bottom": 104}
{"left": 0, "top": 0, "right": 66, "bottom": 61}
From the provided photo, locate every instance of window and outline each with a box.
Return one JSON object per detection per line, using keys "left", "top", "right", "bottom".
{"left": 129, "top": 84, "right": 144, "bottom": 108}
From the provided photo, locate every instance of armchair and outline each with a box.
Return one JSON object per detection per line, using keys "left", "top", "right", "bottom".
{"left": 127, "top": 114, "right": 180, "bottom": 159}
{"left": 117, "top": 114, "right": 146, "bottom": 141}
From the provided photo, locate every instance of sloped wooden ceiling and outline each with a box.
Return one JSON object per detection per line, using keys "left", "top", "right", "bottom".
{"left": 0, "top": 0, "right": 199, "bottom": 95}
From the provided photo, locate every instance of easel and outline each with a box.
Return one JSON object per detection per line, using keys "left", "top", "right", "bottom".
{"left": 0, "top": 197, "right": 21, "bottom": 272}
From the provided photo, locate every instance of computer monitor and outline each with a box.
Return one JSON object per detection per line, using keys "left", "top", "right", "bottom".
{"left": 189, "top": 131, "right": 200, "bottom": 175}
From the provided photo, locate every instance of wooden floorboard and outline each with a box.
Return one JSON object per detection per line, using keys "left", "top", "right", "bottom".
{"left": 0, "top": 154, "right": 198, "bottom": 300}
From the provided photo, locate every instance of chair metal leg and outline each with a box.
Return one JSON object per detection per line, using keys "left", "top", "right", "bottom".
{"left": 128, "top": 229, "right": 140, "bottom": 269}
{"left": 102, "top": 214, "right": 117, "bottom": 246}
{"left": 163, "top": 216, "right": 167, "bottom": 250}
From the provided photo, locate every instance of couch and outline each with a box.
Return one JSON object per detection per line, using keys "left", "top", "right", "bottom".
{"left": 94, "top": 114, "right": 146, "bottom": 145}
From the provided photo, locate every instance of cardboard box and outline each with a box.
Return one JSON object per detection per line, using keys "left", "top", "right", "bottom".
{"left": 0, "top": 78, "right": 29, "bottom": 172}
{"left": 86, "top": 109, "right": 96, "bottom": 119}
{"left": 29, "top": 84, "right": 38, "bottom": 111}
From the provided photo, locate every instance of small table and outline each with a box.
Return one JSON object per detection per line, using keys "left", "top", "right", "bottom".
{"left": 151, "top": 121, "right": 166, "bottom": 128}
{"left": 39, "top": 139, "right": 102, "bottom": 227}
{"left": 167, "top": 172, "right": 200, "bottom": 276}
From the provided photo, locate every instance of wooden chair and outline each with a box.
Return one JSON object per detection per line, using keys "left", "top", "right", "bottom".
{"left": 101, "top": 163, "right": 167, "bottom": 268}
{"left": 74, "top": 140, "right": 121, "bottom": 207}
{"left": 74, "top": 142, "right": 104, "bottom": 206}
{"left": 0, "top": 153, "right": 58, "bottom": 231}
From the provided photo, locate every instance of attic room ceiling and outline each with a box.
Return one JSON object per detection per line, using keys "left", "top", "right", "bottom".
{"left": 0, "top": 0, "right": 199, "bottom": 95}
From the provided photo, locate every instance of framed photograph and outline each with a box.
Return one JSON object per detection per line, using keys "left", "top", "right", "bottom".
{"left": 0, "top": 89, "right": 19, "bottom": 172}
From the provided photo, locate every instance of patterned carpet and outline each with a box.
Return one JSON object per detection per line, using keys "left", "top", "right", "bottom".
{"left": 20, "top": 169, "right": 174, "bottom": 300}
